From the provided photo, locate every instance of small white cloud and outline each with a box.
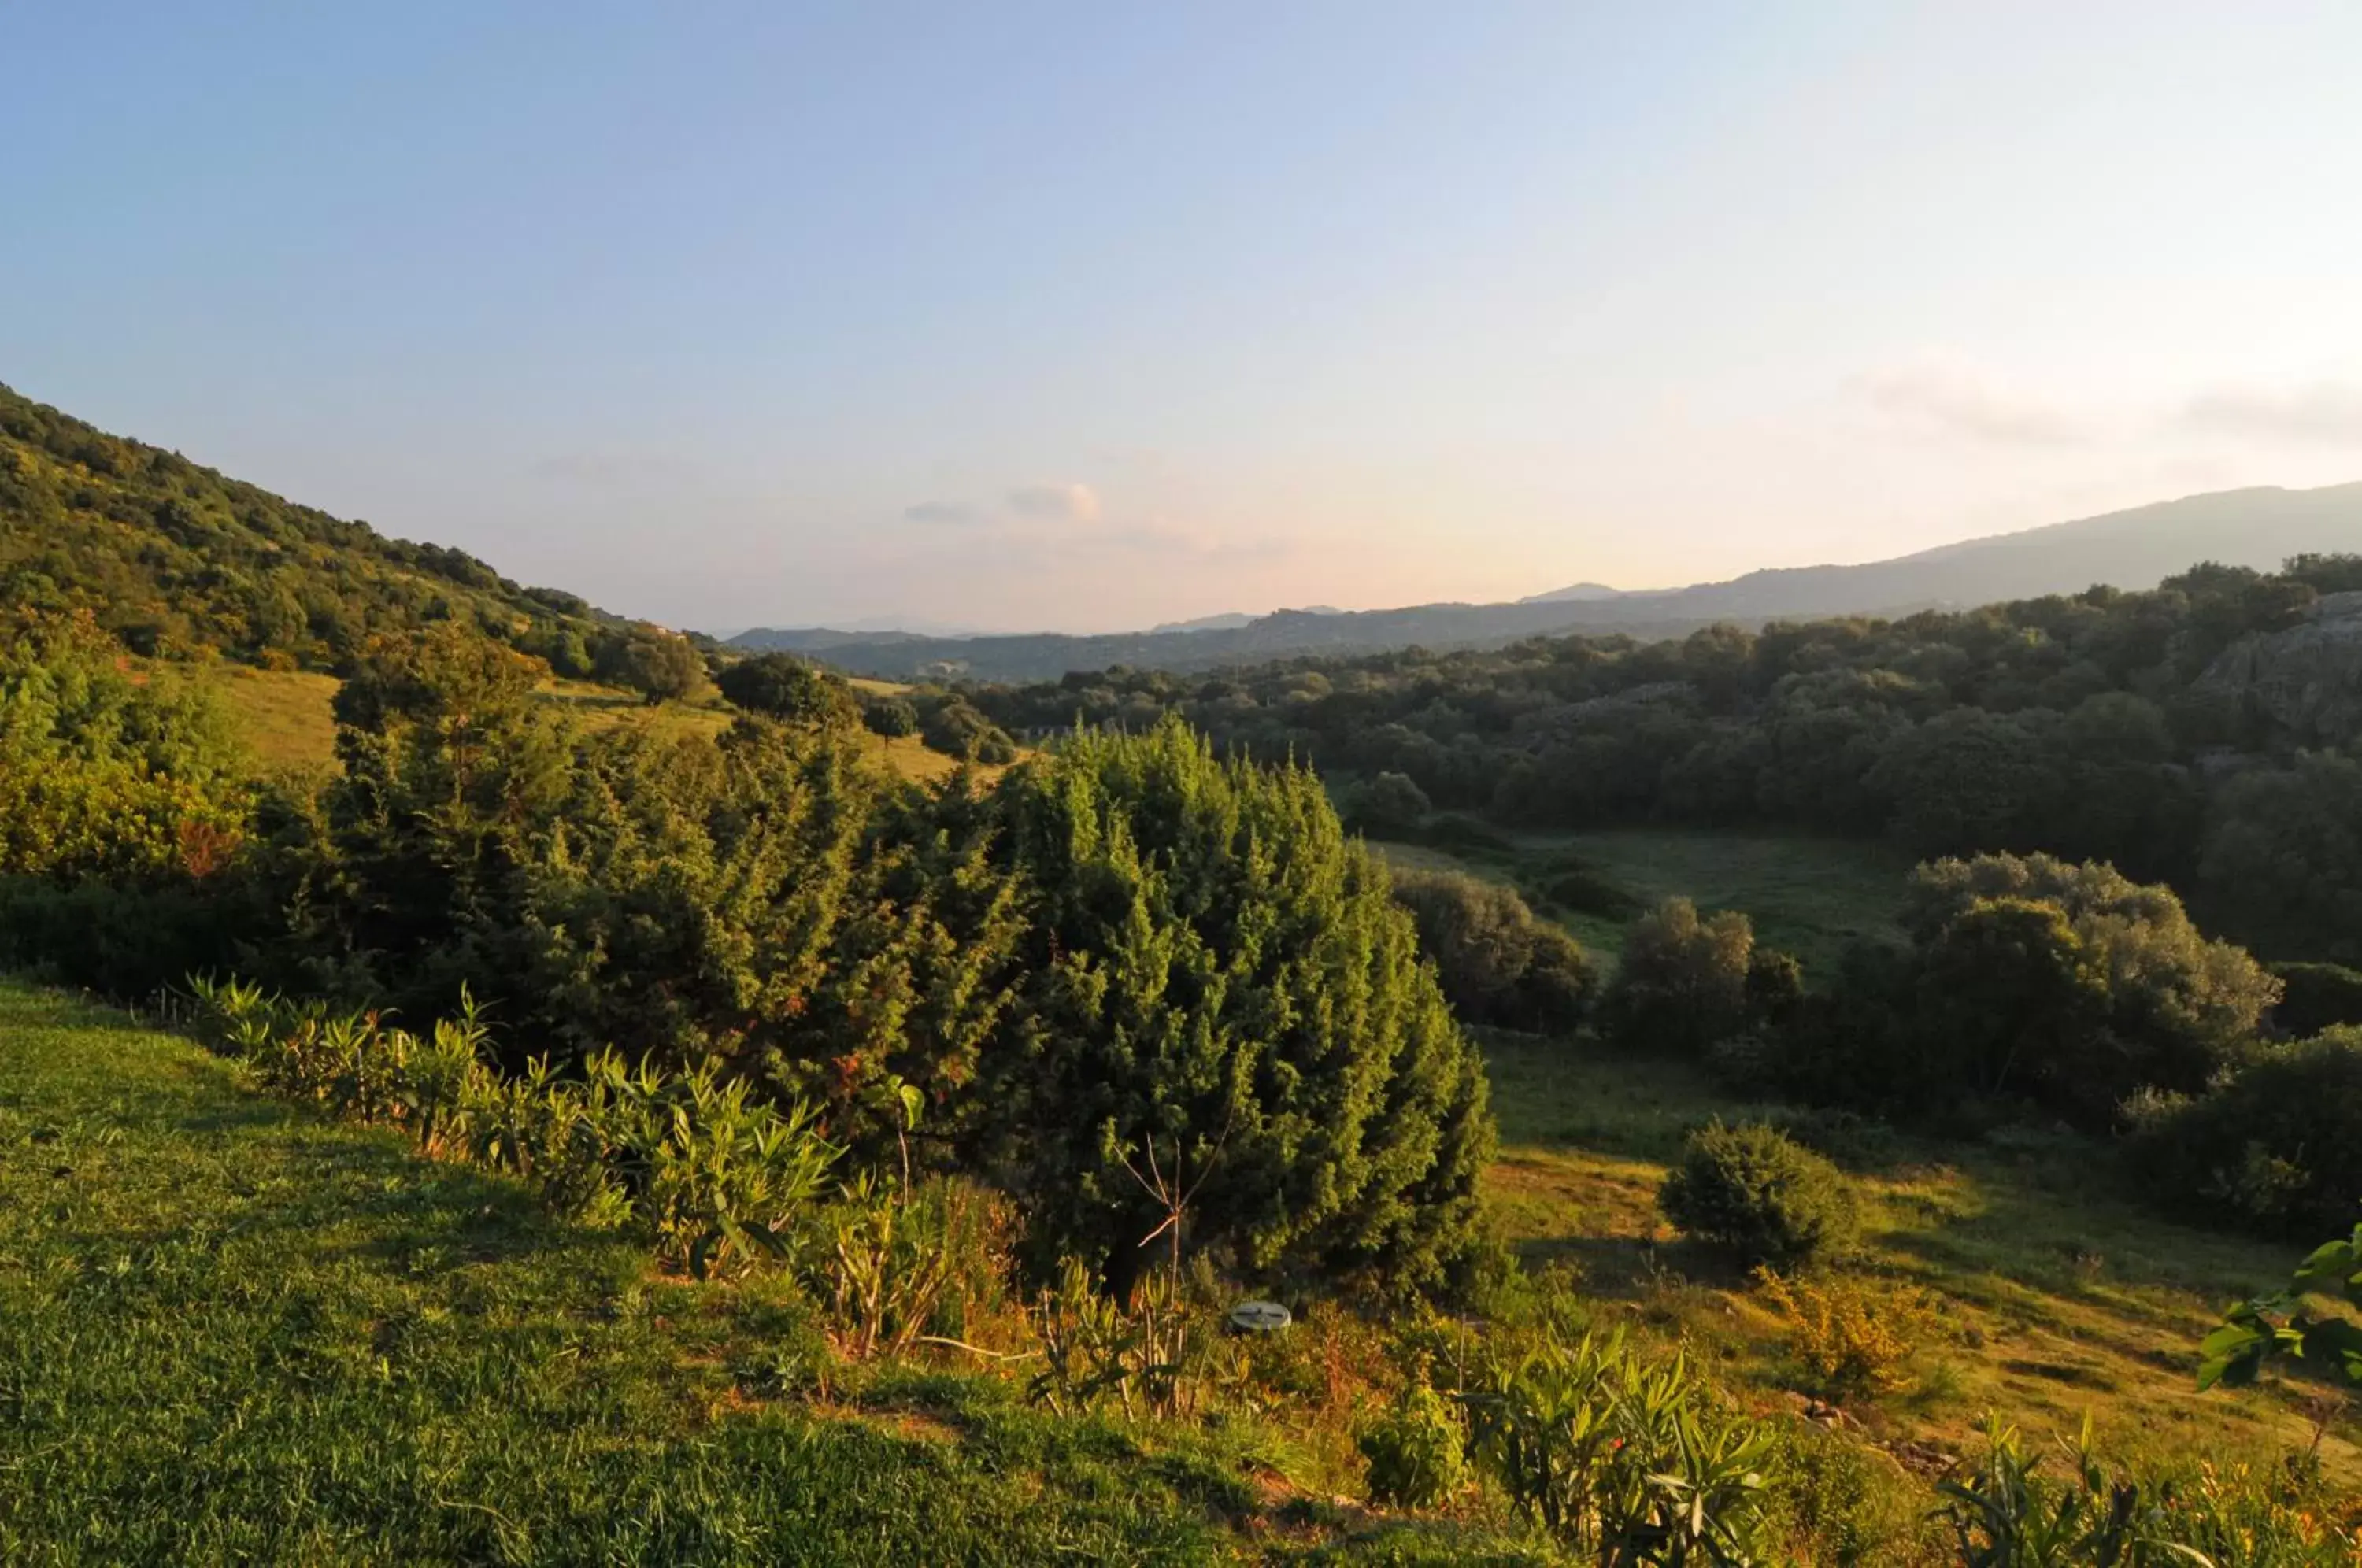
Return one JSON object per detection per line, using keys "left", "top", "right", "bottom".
{"left": 1857, "top": 365, "right": 2088, "bottom": 447}
{"left": 2180, "top": 382, "right": 2362, "bottom": 445}
{"left": 1007, "top": 482, "right": 1101, "bottom": 523}
{"left": 902, "top": 501, "right": 983, "bottom": 525}
{"left": 531, "top": 452, "right": 702, "bottom": 486}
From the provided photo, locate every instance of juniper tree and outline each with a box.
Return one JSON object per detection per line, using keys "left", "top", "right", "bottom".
{"left": 979, "top": 718, "right": 1494, "bottom": 1296}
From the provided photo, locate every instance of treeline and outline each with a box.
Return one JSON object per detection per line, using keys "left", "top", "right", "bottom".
{"left": 0, "top": 382, "right": 694, "bottom": 681}
{"left": 964, "top": 555, "right": 2362, "bottom": 963}
{"left": 0, "top": 612, "right": 1488, "bottom": 1296}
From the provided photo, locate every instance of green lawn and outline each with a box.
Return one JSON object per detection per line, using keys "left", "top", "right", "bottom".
{"left": 0, "top": 984, "right": 1497, "bottom": 1566}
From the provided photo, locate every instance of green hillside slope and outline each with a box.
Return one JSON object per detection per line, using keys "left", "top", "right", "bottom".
{"left": 0, "top": 983, "right": 1474, "bottom": 1566}
{"left": 0, "top": 383, "right": 613, "bottom": 671}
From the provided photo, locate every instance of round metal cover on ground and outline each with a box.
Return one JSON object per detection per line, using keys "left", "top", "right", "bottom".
{"left": 1227, "top": 1300, "right": 1292, "bottom": 1333}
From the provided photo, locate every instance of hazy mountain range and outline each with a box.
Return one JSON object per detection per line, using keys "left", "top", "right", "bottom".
{"left": 732, "top": 482, "right": 2362, "bottom": 684}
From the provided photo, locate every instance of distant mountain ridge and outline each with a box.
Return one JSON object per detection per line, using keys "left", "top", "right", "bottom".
{"left": 1520, "top": 582, "right": 1625, "bottom": 605}
{"left": 730, "top": 483, "right": 2362, "bottom": 682}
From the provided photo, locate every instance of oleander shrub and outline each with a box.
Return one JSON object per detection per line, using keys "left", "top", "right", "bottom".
{"left": 1459, "top": 1329, "right": 1779, "bottom": 1559}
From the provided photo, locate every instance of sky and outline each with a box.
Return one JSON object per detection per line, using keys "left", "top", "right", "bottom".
{"left": 6, "top": 2, "right": 2362, "bottom": 634}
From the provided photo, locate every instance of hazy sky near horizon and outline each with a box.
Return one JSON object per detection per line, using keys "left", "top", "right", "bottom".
{"left": 8, "top": 3, "right": 2362, "bottom": 634}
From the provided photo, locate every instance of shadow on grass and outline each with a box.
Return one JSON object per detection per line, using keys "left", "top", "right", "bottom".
{"left": 1513, "top": 1231, "right": 1750, "bottom": 1301}
{"left": 45, "top": 1094, "right": 625, "bottom": 1279}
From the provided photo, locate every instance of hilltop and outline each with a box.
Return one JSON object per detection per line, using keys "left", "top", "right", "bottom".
{"left": 733, "top": 483, "right": 2362, "bottom": 682}
{"left": 0, "top": 382, "right": 620, "bottom": 671}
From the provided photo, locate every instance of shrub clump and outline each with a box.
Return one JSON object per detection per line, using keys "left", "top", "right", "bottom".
{"left": 2126, "top": 1028, "right": 2362, "bottom": 1237}
{"left": 1358, "top": 1373, "right": 1470, "bottom": 1508}
{"left": 1757, "top": 854, "right": 2280, "bottom": 1131}
{"left": 1344, "top": 770, "right": 1431, "bottom": 838}
{"left": 1390, "top": 868, "right": 1597, "bottom": 1034}
{"left": 1757, "top": 1268, "right": 1928, "bottom": 1400}
{"left": 1658, "top": 1120, "right": 1859, "bottom": 1267}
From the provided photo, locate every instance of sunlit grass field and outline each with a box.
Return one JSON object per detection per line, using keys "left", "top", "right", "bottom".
{"left": 193, "top": 665, "right": 995, "bottom": 787}
{"left": 0, "top": 983, "right": 1523, "bottom": 1565}
{"left": 1476, "top": 1028, "right": 2354, "bottom": 1484}
{"left": 1377, "top": 826, "right": 1909, "bottom": 978}
{"left": 1376, "top": 823, "right": 2351, "bottom": 1478}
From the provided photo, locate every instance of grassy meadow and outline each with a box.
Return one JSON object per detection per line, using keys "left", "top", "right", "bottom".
{"left": 191, "top": 664, "right": 990, "bottom": 786}
{"left": 0, "top": 983, "right": 1527, "bottom": 1565}
{"left": 1377, "top": 825, "right": 1910, "bottom": 978}
{"left": 1478, "top": 1030, "right": 2355, "bottom": 1485}
{"left": 1374, "top": 819, "right": 2355, "bottom": 1481}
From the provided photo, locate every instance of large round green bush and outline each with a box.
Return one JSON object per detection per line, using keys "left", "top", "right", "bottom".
{"left": 2127, "top": 1030, "right": 2362, "bottom": 1237}
{"left": 1390, "top": 868, "right": 1597, "bottom": 1034}
{"left": 1658, "top": 1120, "right": 1859, "bottom": 1266}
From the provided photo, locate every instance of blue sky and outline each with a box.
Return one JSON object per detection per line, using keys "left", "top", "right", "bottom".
{"left": 7, "top": 2, "right": 2360, "bottom": 632}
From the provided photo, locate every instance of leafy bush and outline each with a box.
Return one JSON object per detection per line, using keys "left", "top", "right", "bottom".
{"left": 0, "top": 610, "right": 250, "bottom": 884}
{"left": 715, "top": 652, "right": 858, "bottom": 728}
{"left": 919, "top": 695, "right": 1016, "bottom": 762}
{"left": 1390, "top": 868, "right": 1597, "bottom": 1034}
{"left": 1658, "top": 1120, "right": 1859, "bottom": 1267}
{"left": 2127, "top": 1029, "right": 2362, "bottom": 1237}
{"left": 1757, "top": 1268, "right": 1927, "bottom": 1400}
{"left": 860, "top": 691, "right": 920, "bottom": 740}
{"left": 1459, "top": 1329, "right": 1777, "bottom": 1559}
{"left": 1358, "top": 1373, "right": 1470, "bottom": 1508}
{"left": 1768, "top": 854, "right": 2280, "bottom": 1130}
{"left": 1600, "top": 897, "right": 1759, "bottom": 1056}
{"left": 1343, "top": 770, "right": 1431, "bottom": 838}
{"left": 594, "top": 629, "right": 709, "bottom": 704}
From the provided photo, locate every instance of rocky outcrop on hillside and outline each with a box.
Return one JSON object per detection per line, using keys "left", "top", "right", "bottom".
{"left": 2197, "top": 591, "right": 2362, "bottom": 745}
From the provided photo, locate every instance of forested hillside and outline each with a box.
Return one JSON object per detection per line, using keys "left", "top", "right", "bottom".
{"left": 0, "top": 383, "right": 620, "bottom": 672}
{"left": 968, "top": 555, "right": 2362, "bottom": 964}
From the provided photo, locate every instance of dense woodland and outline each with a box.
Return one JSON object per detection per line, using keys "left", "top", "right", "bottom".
{"left": 966, "top": 554, "right": 2362, "bottom": 966}
{"left": 7, "top": 386, "right": 2362, "bottom": 1558}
